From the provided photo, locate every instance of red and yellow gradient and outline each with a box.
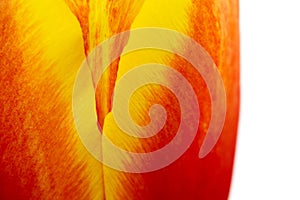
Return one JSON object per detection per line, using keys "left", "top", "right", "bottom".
{"left": 0, "top": 0, "right": 239, "bottom": 199}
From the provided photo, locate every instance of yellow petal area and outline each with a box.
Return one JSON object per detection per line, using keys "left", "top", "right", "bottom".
{"left": 25, "top": 1, "right": 107, "bottom": 198}
{"left": 101, "top": 0, "right": 193, "bottom": 199}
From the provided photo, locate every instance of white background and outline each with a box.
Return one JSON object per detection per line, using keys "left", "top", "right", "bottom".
{"left": 230, "top": 0, "right": 300, "bottom": 199}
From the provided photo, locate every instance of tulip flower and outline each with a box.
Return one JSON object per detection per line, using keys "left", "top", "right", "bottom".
{"left": 0, "top": 0, "right": 239, "bottom": 199}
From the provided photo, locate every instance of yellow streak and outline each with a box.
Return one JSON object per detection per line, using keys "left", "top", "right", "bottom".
{"left": 21, "top": 0, "right": 104, "bottom": 198}
{"left": 102, "top": 0, "right": 193, "bottom": 199}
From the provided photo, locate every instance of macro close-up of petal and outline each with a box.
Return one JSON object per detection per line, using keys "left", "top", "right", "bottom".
{"left": 0, "top": 0, "right": 239, "bottom": 199}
